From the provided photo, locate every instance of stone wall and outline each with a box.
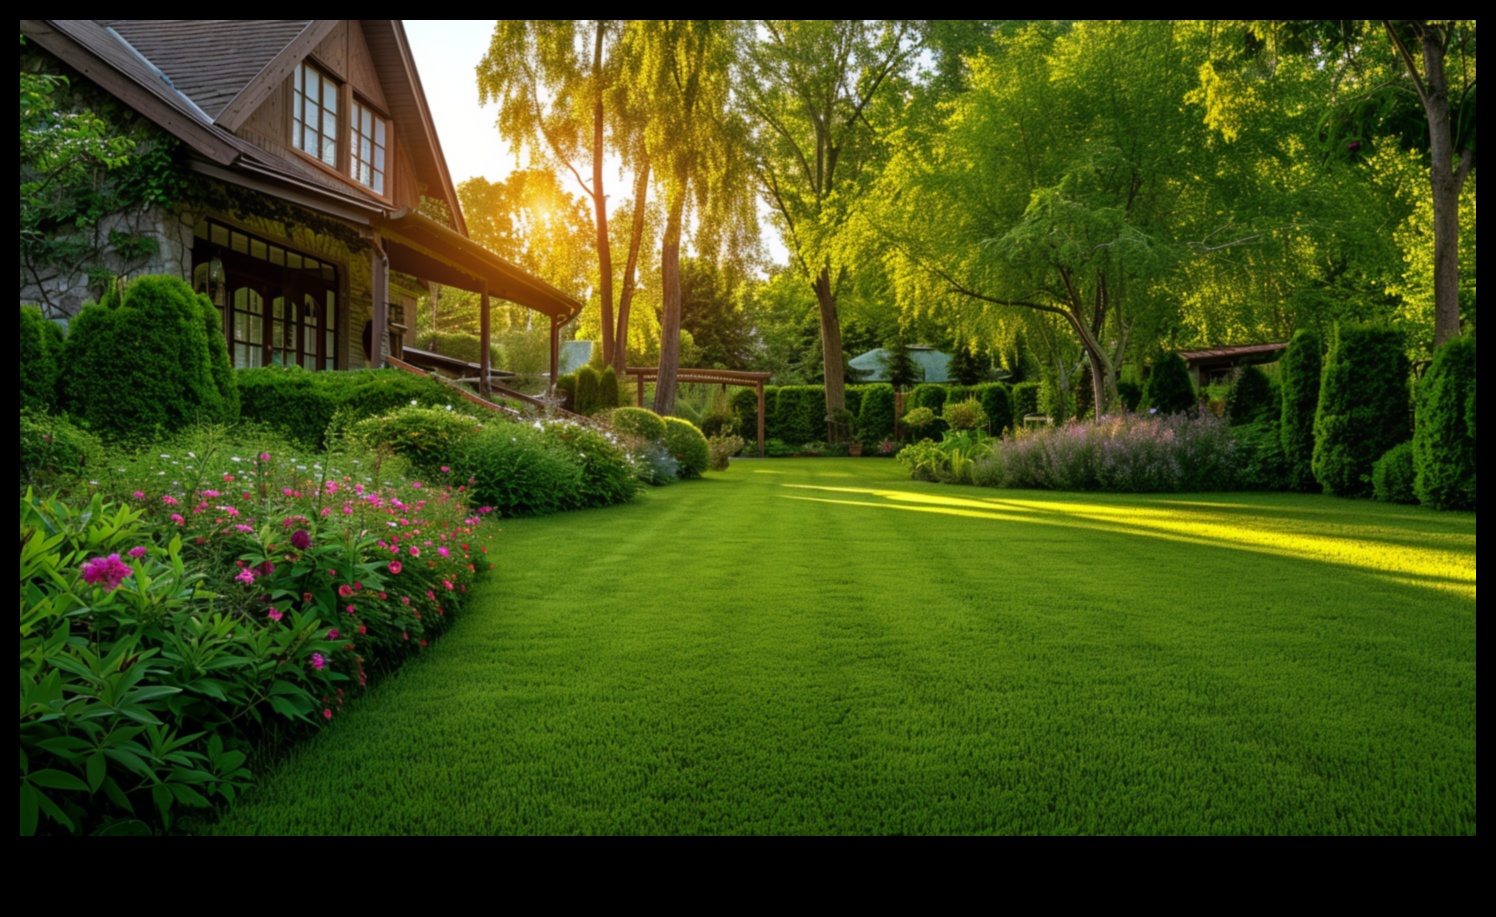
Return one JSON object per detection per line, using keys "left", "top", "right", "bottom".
{"left": 19, "top": 204, "right": 196, "bottom": 320}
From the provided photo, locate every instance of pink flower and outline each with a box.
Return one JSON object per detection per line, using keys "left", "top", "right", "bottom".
{"left": 440, "top": 466, "right": 451, "bottom": 474}
{"left": 338, "top": 584, "right": 355, "bottom": 598}
{"left": 323, "top": 708, "right": 333, "bottom": 721}
{"left": 170, "top": 513, "right": 185, "bottom": 525}
{"left": 408, "top": 546, "right": 421, "bottom": 557}
{"left": 258, "top": 452, "right": 271, "bottom": 462}
{"left": 80, "top": 554, "right": 133, "bottom": 592}
{"left": 267, "top": 607, "right": 284, "bottom": 622}
{"left": 346, "top": 605, "right": 356, "bottom": 615}
{"left": 127, "top": 546, "right": 148, "bottom": 559}
{"left": 311, "top": 652, "right": 325, "bottom": 671}
{"left": 443, "top": 580, "right": 454, "bottom": 591}
{"left": 133, "top": 491, "right": 146, "bottom": 500}
{"left": 201, "top": 490, "right": 220, "bottom": 499}
{"left": 235, "top": 568, "right": 257, "bottom": 586}
{"left": 162, "top": 495, "right": 179, "bottom": 506}
{"left": 327, "top": 628, "right": 340, "bottom": 640}
{"left": 235, "top": 524, "right": 255, "bottom": 533}
{"left": 412, "top": 482, "right": 423, "bottom": 489}
{"left": 388, "top": 561, "right": 403, "bottom": 575}
{"left": 438, "top": 546, "right": 450, "bottom": 558}
{"left": 291, "top": 529, "right": 312, "bottom": 550}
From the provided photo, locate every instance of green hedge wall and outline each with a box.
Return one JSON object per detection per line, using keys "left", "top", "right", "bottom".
{"left": 1413, "top": 335, "right": 1476, "bottom": 511}
{"left": 730, "top": 388, "right": 759, "bottom": 440}
{"left": 855, "top": 384, "right": 896, "bottom": 445}
{"left": 1372, "top": 442, "right": 1418, "bottom": 505}
{"left": 1312, "top": 324, "right": 1410, "bottom": 498}
{"left": 20, "top": 305, "right": 61, "bottom": 413}
{"left": 911, "top": 384, "right": 949, "bottom": 417}
{"left": 1227, "top": 366, "right": 1276, "bottom": 425}
{"left": 1012, "top": 382, "right": 1041, "bottom": 419}
{"left": 1143, "top": 353, "right": 1196, "bottom": 415}
{"left": 237, "top": 367, "right": 456, "bottom": 448}
{"left": 1279, "top": 330, "right": 1322, "bottom": 493}
{"left": 776, "top": 386, "right": 825, "bottom": 446}
{"left": 973, "top": 382, "right": 1013, "bottom": 434}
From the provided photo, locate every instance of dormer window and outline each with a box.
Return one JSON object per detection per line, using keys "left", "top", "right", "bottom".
{"left": 293, "top": 61, "right": 338, "bottom": 167}
{"left": 350, "top": 98, "right": 388, "bottom": 195}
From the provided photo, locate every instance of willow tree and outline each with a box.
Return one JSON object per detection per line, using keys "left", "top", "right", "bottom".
{"left": 739, "top": 20, "right": 926, "bottom": 440}
{"left": 620, "top": 20, "right": 753, "bottom": 416}
{"left": 477, "top": 20, "right": 651, "bottom": 370}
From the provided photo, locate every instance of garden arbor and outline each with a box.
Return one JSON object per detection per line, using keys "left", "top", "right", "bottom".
{"left": 626, "top": 367, "right": 770, "bottom": 457}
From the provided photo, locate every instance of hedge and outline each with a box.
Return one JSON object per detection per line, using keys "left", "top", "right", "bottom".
{"left": 1012, "top": 382, "right": 1041, "bottom": 419}
{"left": 1227, "top": 366, "right": 1276, "bottom": 426}
{"left": 663, "top": 417, "right": 710, "bottom": 478}
{"left": 1413, "top": 335, "right": 1476, "bottom": 511}
{"left": 20, "top": 305, "right": 61, "bottom": 413}
{"left": 776, "top": 386, "right": 825, "bottom": 446}
{"left": 237, "top": 366, "right": 455, "bottom": 448}
{"left": 855, "top": 384, "right": 896, "bottom": 445}
{"left": 1143, "top": 353, "right": 1196, "bottom": 415}
{"left": 973, "top": 383, "right": 1012, "bottom": 434}
{"left": 1279, "top": 330, "right": 1322, "bottom": 493}
{"left": 1312, "top": 324, "right": 1410, "bottom": 498}
{"left": 911, "top": 383, "right": 949, "bottom": 417}
{"left": 730, "top": 388, "right": 759, "bottom": 441}
{"left": 1373, "top": 442, "right": 1418, "bottom": 505}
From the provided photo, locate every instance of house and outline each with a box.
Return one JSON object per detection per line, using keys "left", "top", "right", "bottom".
{"left": 1177, "top": 342, "right": 1289, "bottom": 389}
{"left": 18, "top": 20, "right": 581, "bottom": 391}
{"left": 848, "top": 345, "right": 952, "bottom": 384}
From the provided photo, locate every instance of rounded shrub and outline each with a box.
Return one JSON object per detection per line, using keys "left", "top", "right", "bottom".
{"left": 608, "top": 406, "right": 668, "bottom": 443}
{"left": 1413, "top": 335, "right": 1476, "bottom": 511}
{"left": 1143, "top": 353, "right": 1196, "bottom": 415}
{"left": 1312, "top": 324, "right": 1410, "bottom": 498}
{"left": 1372, "top": 441, "right": 1418, "bottom": 505}
{"left": 902, "top": 406, "right": 938, "bottom": 441}
{"left": 1227, "top": 365, "right": 1276, "bottom": 426}
{"left": 663, "top": 417, "right": 710, "bottom": 478}
{"left": 546, "top": 423, "right": 639, "bottom": 508}
{"left": 20, "top": 305, "right": 63, "bottom": 413}
{"left": 1279, "top": 330, "right": 1323, "bottom": 493}
{"left": 856, "top": 383, "right": 896, "bottom": 445}
{"left": 1116, "top": 379, "right": 1143, "bottom": 412}
{"left": 1011, "top": 382, "right": 1041, "bottom": 419}
{"left": 347, "top": 405, "right": 483, "bottom": 476}
{"left": 58, "top": 275, "right": 237, "bottom": 440}
{"left": 942, "top": 398, "right": 987, "bottom": 432}
{"left": 574, "top": 365, "right": 600, "bottom": 415}
{"left": 598, "top": 365, "right": 621, "bottom": 411}
{"left": 453, "top": 423, "right": 583, "bottom": 517}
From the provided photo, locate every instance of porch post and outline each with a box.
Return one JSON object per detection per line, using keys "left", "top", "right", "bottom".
{"left": 371, "top": 236, "right": 389, "bottom": 368}
{"left": 549, "top": 314, "right": 560, "bottom": 392}
{"left": 757, "top": 381, "right": 766, "bottom": 458}
{"left": 636, "top": 372, "right": 645, "bottom": 407}
{"left": 479, "top": 281, "right": 492, "bottom": 398}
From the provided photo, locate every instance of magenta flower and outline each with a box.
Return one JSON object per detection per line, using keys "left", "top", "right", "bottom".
{"left": 311, "top": 652, "right": 325, "bottom": 671}
{"left": 235, "top": 568, "right": 257, "bottom": 586}
{"left": 133, "top": 491, "right": 146, "bottom": 500}
{"left": 338, "top": 584, "right": 354, "bottom": 598}
{"left": 162, "top": 495, "right": 179, "bottom": 506}
{"left": 170, "top": 513, "right": 185, "bottom": 525}
{"left": 327, "top": 628, "right": 340, "bottom": 640}
{"left": 258, "top": 452, "right": 271, "bottom": 462}
{"left": 127, "top": 546, "right": 148, "bottom": 559}
{"left": 202, "top": 490, "right": 220, "bottom": 499}
{"left": 267, "top": 607, "right": 284, "bottom": 622}
{"left": 388, "top": 561, "right": 403, "bottom": 575}
{"left": 408, "top": 546, "right": 421, "bottom": 557}
{"left": 323, "top": 708, "right": 333, "bottom": 721}
{"left": 291, "top": 529, "right": 312, "bottom": 550}
{"left": 438, "top": 546, "right": 450, "bottom": 558}
{"left": 80, "top": 554, "right": 134, "bottom": 592}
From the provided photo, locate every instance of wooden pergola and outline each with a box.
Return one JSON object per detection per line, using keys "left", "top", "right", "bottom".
{"left": 626, "top": 367, "right": 771, "bottom": 458}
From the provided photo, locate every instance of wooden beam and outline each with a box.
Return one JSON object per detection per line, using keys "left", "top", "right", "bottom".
{"left": 549, "top": 315, "right": 561, "bottom": 392}
{"left": 479, "top": 282, "right": 491, "bottom": 399}
{"left": 637, "top": 372, "right": 646, "bottom": 407}
{"left": 757, "top": 382, "right": 766, "bottom": 458}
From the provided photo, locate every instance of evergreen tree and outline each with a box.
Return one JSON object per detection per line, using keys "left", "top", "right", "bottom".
{"left": 882, "top": 337, "right": 921, "bottom": 391}
{"left": 947, "top": 344, "right": 984, "bottom": 386}
{"left": 1142, "top": 353, "right": 1196, "bottom": 415}
{"left": 1279, "top": 330, "right": 1323, "bottom": 492}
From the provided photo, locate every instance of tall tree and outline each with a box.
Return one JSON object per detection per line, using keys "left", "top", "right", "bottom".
{"left": 740, "top": 20, "right": 926, "bottom": 440}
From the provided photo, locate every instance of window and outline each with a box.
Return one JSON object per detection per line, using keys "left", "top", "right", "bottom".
{"left": 350, "top": 98, "right": 388, "bottom": 195}
{"left": 293, "top": 61, "right": 338, "bottom": 167}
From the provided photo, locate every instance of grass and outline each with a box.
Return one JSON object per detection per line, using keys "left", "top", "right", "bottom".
{"left": 212, "top": 459, "right": 1476, "bottom": 835}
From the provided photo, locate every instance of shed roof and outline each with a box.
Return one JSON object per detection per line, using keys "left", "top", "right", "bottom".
{"left": 848, "top": 346, "right": 952, "bottom": 384}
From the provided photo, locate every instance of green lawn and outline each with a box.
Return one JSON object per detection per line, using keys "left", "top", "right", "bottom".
{"left": 213, "top": 459, "right": 1477, "bottom": 835}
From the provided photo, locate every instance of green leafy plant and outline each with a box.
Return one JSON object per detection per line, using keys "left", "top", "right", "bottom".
{"left": 1313, "top": 324, "right": 1410, "bottom": 497}
{"left": 607, "top": 407, "right": 668, "bottom": 443}
{"left": 897, "top": 439, "right": 950, "bottom": 482}
{"left": 575, "top": 365, "right": 600, "bottom": 415}
{"left": 598, "top": 365, "right": 622, "bottom": 411}
{"left": 707, "top": 434, "right": 746, "bottom": 471}
{"left": 1143, "top": 353, "right": 1196, "bottom": 415}
{"left": 345, "top": 405, "right": 484, "bottom": 476}
{"left": 664, "top": 417, "right": 711, "bottom": 478}
{"left": 1413, "top": 335, "right": 1476, "bottom": 511}
{"left": 1279, "top": 330, "right": 1323, "bottom": 492}
{"left": 942, "top": 398, "right": 987, "bottom": 432}
{"left": 1226, "top": 366, "right": 1277, "bottom": 425}
{"left": 1372, "top": 441, "right": 1418, "bottom": 505}
{"left": 902, "top": 406, "right": 938, "bottom": 441}
{"left": 1012, "top": 382, "right": 1042, "bottom": 419}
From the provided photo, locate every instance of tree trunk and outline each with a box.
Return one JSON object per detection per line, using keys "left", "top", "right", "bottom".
{"left": 591, "top": 28, "right": 616, "bottom": 366}
{"left": 814, "top": 267, "right": 847, "bottom": 440}
{"left": 1420, "top": 30, "right": 1462, "bottom": 348}
{"left": 653, "top": 191, "right": 686, "bottom": 417}
{"left": 614, "top": 156, "right": 650, "bottom": 375}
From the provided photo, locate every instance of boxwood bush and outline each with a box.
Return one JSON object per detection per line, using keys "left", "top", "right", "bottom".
{"left": 608, "top": 406, "right": 668, "bottom": 443}
{"left": 663, "top": 417, "right": 710, "bottom": 478}
{"left": 237, "top": 367, "right": 455, "bottom": 449}
{"left": 20, "top": 305, "right": 64, "bottom": 413}
{"left": 1312, "top": 324, "right": 1410, "bottom": 498}
{"left": 1413, "top": 335, "right": 1476, "bottom": 511}
{"left": 1012, "top": 382, "right": 1041, "bottom": 419}
{"left": 1279, "top": 330, "right": 1322, "bottom": 492}
{"left": 1143, "top": 352, "right": 1196, "bottom": 415}
{"left": 346, "top": 405, "right": 485, "bottom": 476}
{"left": 974, "top": 383, "right": 1012, "bottom": 435}
{"left": 856, "top": 384, "right": 896, "bottom": 445}
{"left": 1373, "top": 441, "right": 1418, "bottom": 505}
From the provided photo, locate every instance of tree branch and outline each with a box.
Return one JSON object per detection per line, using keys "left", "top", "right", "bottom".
{"left": 1383, "top": 20, "right": 1432, "bottom": 111}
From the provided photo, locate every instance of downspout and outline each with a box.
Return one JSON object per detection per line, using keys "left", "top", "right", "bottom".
{"left": 371, "top": 233, "right": 390, "bottom": 369}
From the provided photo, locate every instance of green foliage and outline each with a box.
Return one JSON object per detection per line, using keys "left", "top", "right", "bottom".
{"left": 1143, "top": 353, "right": 1196, "bottom": 416}
{"left": 1312, "top": 324, "right": 1411, "bottom": 497}
{"left": 730, "top": 388, "right": 760, "bottom": 440}
{"left": 20, "top": 305, "right": 61, "bottom": 413}
{"left": 942, "top": 398, "right": 987, "bottom": 432}
{"left": 856, "top": 384, "right": 896, "bottom": 445}
{"left": 881, "top": 338, "right": 921, "bottom": 390}
{"left": 608, "top": 407, "right": 668, "bottom": 443}
{"left": 1227, "top": 366, "right": 1277, "bottom": 425}
{"left": 1231, "top": 421, "right": 1290, "bottom": 491}
{"left": 973, "top": 383, "right": 1013, "bottom": 435}
{"left": 575, "top": 366, "right": 600, "bottom": 415}
{"left": 1012, "top": 382, "right": 1042, "bottom": 419}
{"left": 415, "top": 331, "right": 503, "bottom": 370}
{"left": 598, "top": 365, "right": 622, "bottom": 411}
{"left": 902, "top": 406, "right": 938, "bottom": 442}
{"left": 700, "top": 410, "right": 737, "bottom": 438}
{"left": 707, "top": 434, "right": 746, "bottom": 471}
{"left": 237, "top": 367, "right": 454, "bottom": 449}
{"left": 776, "top": 386, "right": 826, "bottom": 446}
{"left": 1116, "top": 380, "right": 1143, "bottom": 412}
{"left": 454, "top": 424, "right": 583, "bottom": 517}
{"left": 19, "top": 410, "right": 101, "bottom": 488}
{"left": 57, "top": 275, "right": 237, "bottom": 441}
{"left": 663, "top": 417, "right": 710, "bottom": 479}
{"left": 1413, "top": 336, "right": 1476, "bottom": 511}
{"left": 947, "top": 345, "right": 984, "bottom": 386}
{"left": 1279, "top": 330, "right": 1323, "bottom": 492}
{"left": 911, "top": 384, "right": 949, "bottom": 416}
{"left": 555, "top": 373, "right": 577, "bottom": 412}
{"left": 346, "top": 406, "right": 484, "bottom": 477}
{"left": 897, "top": 439, "right": 950, "bottom": 482}
{"left": 547, "top": 423, "right": 640, "bottom": 508}
{"left": 1373, "top": 442, "right": 1418, "bottom": 505}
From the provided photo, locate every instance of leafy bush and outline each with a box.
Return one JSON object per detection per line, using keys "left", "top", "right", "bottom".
{"left": 555, "top": 373, "right": 577, "bottom": 412}
{"left": 346, "top": 405, "right": 484, "bottom": 476}
{"left": 897, "top": 439, "right": 949, "bottom": 482}
{"left": 237, "top": 366, "right": 455, "bottom": 449}
{"left": 1413, "top": 335, "right": 1476, "bottom": 511}
{"left": 1143, "top": 352, "right": 1196, "bottom": 415}
{"left": 971, "top": 412, "right": 1235, "bottom": 493}
{"left": 764, "top": 438, "right": 797, "bottom": 458}
{"left": 663, "top": 417, "right": 710, "bottom": 478}
{"left": 1012, "top": 382, "right": 1041, "bottom": 419}
{"left": 1313, "top": 324, "right": 1410, "bottom": 497}
{"left": 775, "top": 386, "right": 825, "bottom": 446}
{"left": 707, "top": 434, "right": 746, "bottom": 471}
{"left": 1231, "top": 420, "right": 1289, "bottom": 490}
{"left": 1227, "top": 366, "right": 1277, "bottom": 426}
{"left": 20, "top": 305, "right": 63, "bottom": 413}
{"left": 546, "top": 423, "right": 639, "bottom": 508}
{"left": 608, "top": 406, "right": 668, "bottom": 443}
{"left": 1373, "top": 441, "right": 1418, "bottom": 505}
{"left": 856, "top": 384, "right": 896, "bottom": 445}
{"left": 454, "top": 423, "right": 584, "bottom": 516}
{"left": 598, "top": 365, "right": 621, "bottom": 411}
{"left": 943, "top": 398, "right": 987, "bottom": 432}
{"left": 700, "top": 410, "right": 737, "bottom": 438}
{"left": 730, "top": 388, "right": 759, "bottom": 441}
{"left": 902, "top": 406, "right": 939, "bottom": 441}
{"left": 20, "top": 410, "right": 101, "bottom": 487}
{"left": 575, "top": 365, "right": 600, "bottom": 415}
{"left": 911, "top": 384, "right": 949, "bottom": 417}
{"left": 1116, "top": 380, "right": 1143, "bottom": 412}
{"left": 974, "top": 383, "right": 1012, "bottom": 435}
{"left": 58, "top": 275, "right": 237, "bottom": 440}
{"left": 1279, "top": 330, "right": 1323, "bottom": 493}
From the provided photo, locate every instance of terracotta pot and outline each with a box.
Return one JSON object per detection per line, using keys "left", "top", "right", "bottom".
{"left": 847, "top": 442, "right": 864, "bottom": 457}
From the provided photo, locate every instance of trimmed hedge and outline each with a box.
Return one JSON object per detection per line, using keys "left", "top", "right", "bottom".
{"left": 1227, "top": 366, "right": 1276, "bottom": 426}
{"left": 856, "top": 384, "right": 896, "bottom": 445}
{"left": 237, "top": 366, "right": 455, "bottom": 449}
{"left": 1312, "top": 324, "right": 1410, "bottom": 498}
{"left": 1012, "top": 382, "right": 1041, "bottom": 419}
{"left": 598, "top": 365, "right": 621, "bottom": 412}
{"left": 730, "top": 388, "right": 759, "bottom": 440}
{"left": 1143, "top": 353, "right": 1196, "bottom": 416}
{"left": 776, "top": 386, "right": 825, "bottom": 446}
{"left": 1413, "top": 335, "right": 1476, "bottom": 511}
{"left": 347, "top": 406, "right": 484, "bottom": 476}
{"left": 974, "top": 383, "right": 1012, "bottom": 434}
{"left": 1373, "top": 442, "right": 1418, "bottom": 505}
{"left": 20, "top": 305, "right": 62, "bottom": 413}
{"left": 1231, "top": 420, "right": 1289, "bottom": 491}
{"left": 1279, "top": 330, "right": 1322, "bottom": 493}
{"left": 911, "top": 383, "right": 949, "bottom": 417}
{"left": 608, "top": 406, "right": 668, "bottom": 443}
{"left": 575, "top": 365, "right": 600, "bottom": 415}
{"left": 663, "top": 417, "right": 710, "bottom": 478}
{"left": 58, "top": 275, "right": 237, "bottom": 440}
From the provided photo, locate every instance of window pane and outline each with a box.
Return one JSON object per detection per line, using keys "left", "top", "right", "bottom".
{"left": 373, "top": 172, "right": 384, "bottom": 195}
{"left": 306, "top": 69, "right": 319, "bottom": 99}
{"left": 325, "top": 86, "right": 337, "bottom": 113}
{"left": 250, "top": 239, "right": 267, "bottom": 261}
{"left": 374, "top": 145, "right": 385, "bottom": 172}
{"left": 375, "top": 119, "right": 386, "bottom": 146}
{"left": 287, "top": 252, "right": 303, "bottom": 269}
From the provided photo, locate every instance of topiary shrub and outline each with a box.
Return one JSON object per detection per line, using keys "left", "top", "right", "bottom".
{"left": 775, "top": 386, "right": 824, "bottom": 446}
{"left": 1143, "top": 353, "right": 1196, "bottom": 416}
{"left": 1279, "top": 330, "right": 1322, "bottom": 493}
{"left": 1231, "top": 420, "right": 1289, "bottom": 490}
{"left": 1226, "top": 366, "right": 1276, "bottom": 426}
{"left": 346, "top": 405, "right": 484, "bottom": 476}
{"left": 607, "top": 406, "right": 668, "bottom": 443}
{"left": 1116, "top": 379, "right": 1143, "bottom": 412}
{"left": 902, "top": 406, "right": 938, "bottom": 442}
{"left": 972, "top": 383, "right": 1012, "bottom": 435}
{"left": 555, "top": 373, "right": 577, "bottom": 412}
{"left": 1312, "top": 324, "right": 1411, "bottom": 498}
{"left": 1012, "top": 382, "right": 1041, "bottom": 419}
{"left": 942, "top": 398, "right": 987, "bottom": 432}
{"left": 1372, "top": 441, "right": 1418, "bottom": 505}
{"left": 1413, "top": 335, "right": 1476, "bottom": 511}
{"left": 663, "top": 417, "right": 710, "bottom": 478}
{"left": 574, "top": 365, "right": 600, "bottom": 415}
{"left": 598, "top": 365, "right": 621, "bottom": 411}
{"left": 20, "top": 305, "right": 62, "bottom": 413}
{"left": 856, "top": 384, "right": 896, "bottom": 445}
{"left": 58, "top": 275, "right": 237, "bottom": 441}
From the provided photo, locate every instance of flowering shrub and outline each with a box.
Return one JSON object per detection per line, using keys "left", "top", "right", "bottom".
{"left": 970, "top": 411, "right": 1236, "bottom": 493}
{"left": 707, "top": 433, "right": 746, "bottom": 471}
{"left": 20, "top": 438, "right": 497, "bottom": 835}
